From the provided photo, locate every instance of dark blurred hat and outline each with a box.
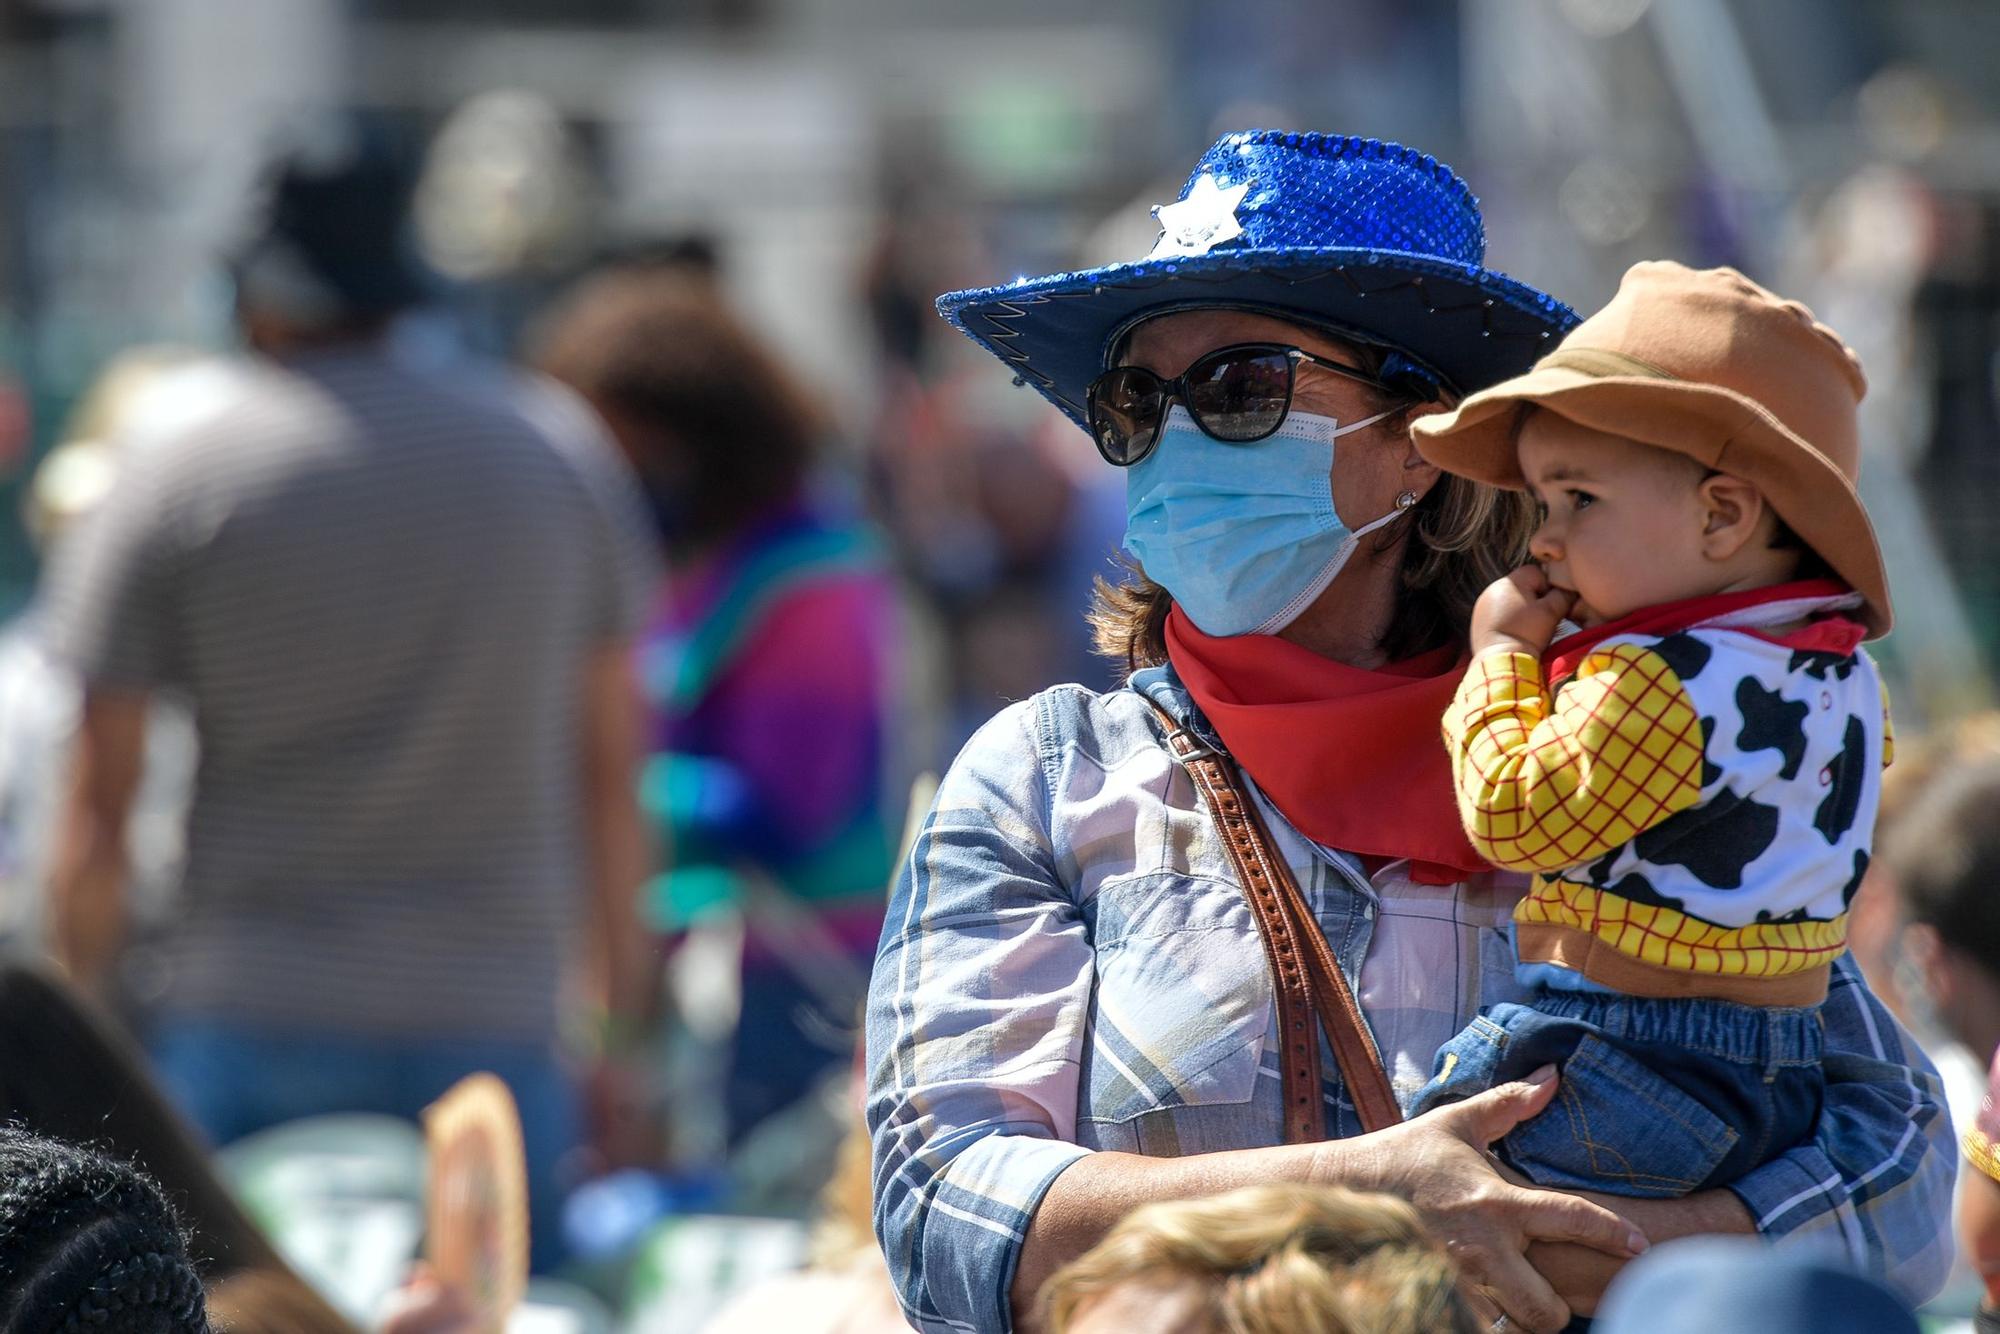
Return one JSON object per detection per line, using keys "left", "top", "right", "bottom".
{"left": 0, "top": 1127, "right": 209, "bottom": 1333}
{"left": 1594, "top": 1237, "right": 1918, "bottom": 1334}
{"left": 229, "top": 117, "right": 431, "bottom": 323}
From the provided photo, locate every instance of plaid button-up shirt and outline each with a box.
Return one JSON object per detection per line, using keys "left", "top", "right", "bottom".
{"left": 866, "top": 667, "right": 1952, "bottom": 1333}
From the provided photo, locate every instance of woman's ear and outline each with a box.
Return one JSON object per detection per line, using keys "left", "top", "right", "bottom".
{"left": 1397, "top": 404, "right": 1447, "bottom": 497}
{"left": 1697, "top": 472, "right": 1769, "bottom": 561}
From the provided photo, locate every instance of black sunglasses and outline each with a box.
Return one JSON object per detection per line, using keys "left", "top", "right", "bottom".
{"left": 1085, "top": 342, "right": 1399, "bottom": 467}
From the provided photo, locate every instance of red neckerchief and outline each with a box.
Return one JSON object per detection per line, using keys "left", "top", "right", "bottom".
{"left": 1544, "top": 579, "right": 1865, "bottom": 685}
{"left": 1164, "top": 608, "right": 1486, "bottom": 886}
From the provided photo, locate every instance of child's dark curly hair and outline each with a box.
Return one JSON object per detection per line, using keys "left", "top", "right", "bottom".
{"left": 0, "top": 1127, "right": 209, "bottom": 1333}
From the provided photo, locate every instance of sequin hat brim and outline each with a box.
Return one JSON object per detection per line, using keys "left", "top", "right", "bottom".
{"left": 936, "top": 245, "right": 1578, "bottom": 430}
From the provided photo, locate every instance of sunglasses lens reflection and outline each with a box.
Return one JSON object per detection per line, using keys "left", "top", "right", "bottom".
{"left": 1086, "top": 347, "right": 1302, "bottom": 464}
{"left": 1185, "top": 349, "right": 1293, "bottom": 441}
{"left": 1089, "top": 368, "right": 1167, "bottom": 465}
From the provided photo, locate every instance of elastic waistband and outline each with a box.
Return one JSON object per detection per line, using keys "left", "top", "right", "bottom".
{"left": 1527, "top": 987, "right": 1824, "bottom": 1066}
{"left": 1514, "top": 921, "right": 1833, "bottom": 1006}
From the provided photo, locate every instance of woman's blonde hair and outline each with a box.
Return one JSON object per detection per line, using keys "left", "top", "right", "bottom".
{"left": 1040, "top": 1183, "right": 1480, "bottom": 1334}
{"left": 807, "top": 1104, "right": 876, "bottom": 1269}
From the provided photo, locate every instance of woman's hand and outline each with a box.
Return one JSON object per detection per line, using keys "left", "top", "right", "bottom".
{"left": 1314, "top": 1066, "right": 1647, "bottom": 1333}
{"left": 1471, "top": 565, "right": 1576, "bottom": 659}
{"left": 1524, "top": 1185, "right": 1752, "bottom": 1319}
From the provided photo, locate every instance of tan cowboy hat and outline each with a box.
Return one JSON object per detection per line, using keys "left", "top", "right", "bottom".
{"left": 1411, "top": 260, "right": 1892, "bottom": 637}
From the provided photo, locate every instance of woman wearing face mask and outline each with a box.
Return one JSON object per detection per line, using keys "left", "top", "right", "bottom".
{"left": 865, "top": 132, "right": 1952, "bottom": 1334}
{"left": 535, "top": 268, "right": 904, "bottom": 1156}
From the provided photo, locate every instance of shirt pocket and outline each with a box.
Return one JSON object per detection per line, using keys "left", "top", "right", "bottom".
{"left": 1504, "top": 1032, "right": 1740, "bottom": 1198}
{"left": 1077, "top": 871, "right": 1271, "bottom": 1131}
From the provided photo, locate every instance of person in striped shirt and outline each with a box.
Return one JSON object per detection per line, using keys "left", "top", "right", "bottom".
{"left": 1409, "top": 264, "right": 1902, "bottom": 1208}
{"left": 44, "top": 125, "right": 658, "bottom": 1271}
{"left": 534, "top": 267, "right": 903, "bottom": 1150}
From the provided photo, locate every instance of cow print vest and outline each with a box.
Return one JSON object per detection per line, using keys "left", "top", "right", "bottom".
{"left": 1563, "top": 625, "right": 1885, "bottom": 934}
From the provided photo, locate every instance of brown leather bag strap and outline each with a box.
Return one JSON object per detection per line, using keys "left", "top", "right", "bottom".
{"left": 1152, "top": 710, "right": 1324, "bottom": 1143}
{"left": 1241, "top": 791, "right": 1405, "bottom": 1134}
{"left": 1147, "top": 701, "right": 1403, "bottom": 1138}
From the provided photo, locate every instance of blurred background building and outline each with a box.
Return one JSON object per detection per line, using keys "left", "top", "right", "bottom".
{"left": 1, "top": 0, "right": 1995, "bottom": 728}
{"left": 2, "top": 0, "right": 1996, "bottom": 738}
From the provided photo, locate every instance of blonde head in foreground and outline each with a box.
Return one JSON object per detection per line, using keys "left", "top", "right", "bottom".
{"left": 1041, "top": 1183, "right": 1482, "bottom": 1334}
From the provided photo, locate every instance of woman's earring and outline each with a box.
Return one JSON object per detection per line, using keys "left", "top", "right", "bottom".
{"left": 1395, "top": 489, "right": 1418, "bottom": 510}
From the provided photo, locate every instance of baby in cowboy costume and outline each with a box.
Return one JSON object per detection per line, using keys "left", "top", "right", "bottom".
{"left": 1407, "top": 262, "right": 1895, "bottom": 1198}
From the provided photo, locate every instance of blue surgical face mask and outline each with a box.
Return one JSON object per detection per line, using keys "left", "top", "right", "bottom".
{"left": 1123, "top": 404, "right": 1411, "bottom": 638}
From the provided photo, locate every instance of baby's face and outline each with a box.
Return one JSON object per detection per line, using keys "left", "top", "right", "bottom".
{"left": 1517, "top": 413, "right": 1721, "bottom": 627}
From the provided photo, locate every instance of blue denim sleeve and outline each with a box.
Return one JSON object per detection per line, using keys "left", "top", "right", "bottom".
{"left": 1727, "top": 956, "right": 1955, "bottom": 1304}
{"left": 865, "top": 697, "right": 1096, "bottom": 1334}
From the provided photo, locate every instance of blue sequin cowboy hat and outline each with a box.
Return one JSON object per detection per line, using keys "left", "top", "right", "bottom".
{"left": 936, "top": 130, "right": 1579, "bottom": 426}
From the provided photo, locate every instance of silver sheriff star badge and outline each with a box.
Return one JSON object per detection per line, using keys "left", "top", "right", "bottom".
{"left": 1147, "top": 174, "right": 1250, "bottom": 260}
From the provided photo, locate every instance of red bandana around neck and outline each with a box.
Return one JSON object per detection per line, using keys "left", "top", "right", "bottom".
{"left": 1544, "top": 578, "right": 1865, "bottom": 685}
{"left": 1163, "top": 608, "right": 1486, "bottom": 885}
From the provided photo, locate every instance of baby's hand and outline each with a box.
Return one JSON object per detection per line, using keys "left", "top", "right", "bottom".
{"left": 1471, "top": 566, "right": 1577, "bottom": 658}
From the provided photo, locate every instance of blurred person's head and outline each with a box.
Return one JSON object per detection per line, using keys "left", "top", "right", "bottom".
{"left": 1040, "top": 1184, "right": 1479, "bottom": 1334}
{"left": 1877, "top": 711, "right": 2000, "bottom": 829}
{"left": 530, "top": 269, "right": 825, "bottom": 557}
{"left": 1841, "top": 711, "right": 2000, "bottom": 1030}
{"left": 0, "top": 1127, "right": 209, "bottom": 1333}
{"left": 1594, "top": 1236, "right": 1916, "bottom": 1333}
{"left": 228, "top": 118, "right": 429, "bottom": 355}
{"left": 1885, "top": 755, "right": 2000, "bottom": 1058}
{"left": 590, "top": 232, "right": 723, "bottom": 282}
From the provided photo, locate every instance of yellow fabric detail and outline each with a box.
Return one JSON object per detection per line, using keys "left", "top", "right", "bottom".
{"left": 1965, "top": 1126, "right": 2000, "bottom": 1185}
{"left": 1445, "top": 646, "right": 1706, "bottom": 874}
{"left": 1514, "top": 878, "right": 1848, "bottom": 977}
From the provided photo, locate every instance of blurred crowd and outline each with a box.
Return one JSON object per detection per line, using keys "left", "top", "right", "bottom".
{"left": 0, "top": 16, "right": 1995, "bottom": 1331}
{"left": 0, "top": 108, "right": 1134, "bottom": 1332}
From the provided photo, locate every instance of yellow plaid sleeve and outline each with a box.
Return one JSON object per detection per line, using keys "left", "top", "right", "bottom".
{"left": 1965, "top": 1126, "right": 2000, "bottom": 1184}
{"left": 1445, "top": 645, "right": 1706, "bottom": 873}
